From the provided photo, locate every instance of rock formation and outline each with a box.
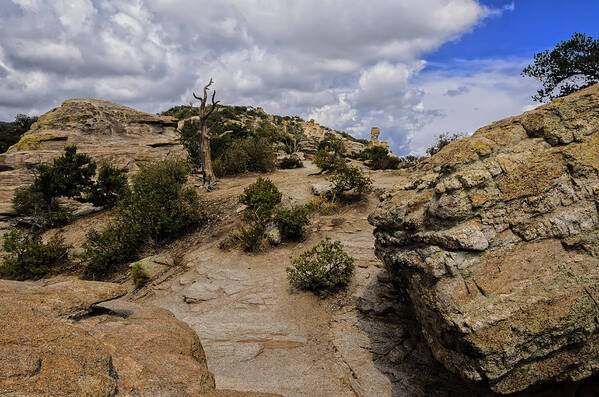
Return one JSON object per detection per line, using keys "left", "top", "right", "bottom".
{"left": 369, "top": 83, "right": 599, "bottom": 394}
{"left": 0, "top": 276, "right": 278, "bottom": 396}
{"left": 0, "top": 98, "right": 183, "bottom": 219}
{"left": 369, "top": 127, "right": 390, "bottom": 150}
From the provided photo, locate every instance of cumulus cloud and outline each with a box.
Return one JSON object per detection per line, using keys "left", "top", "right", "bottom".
{"left": 0, "top": 0, "right": 525, "bottom": 154}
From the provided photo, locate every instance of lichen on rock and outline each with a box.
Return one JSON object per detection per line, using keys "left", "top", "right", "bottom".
{"left": 370, "top": 83, "right": 599, "bottom": 394}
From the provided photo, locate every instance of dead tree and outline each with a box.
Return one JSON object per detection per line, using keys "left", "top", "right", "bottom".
{"left": 190, "top": 78, "right": 231, "bottom": 189}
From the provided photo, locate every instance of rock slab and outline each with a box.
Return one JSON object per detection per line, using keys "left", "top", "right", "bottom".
{"left": 370, "top": 84, "right": 599, "bottom": 394}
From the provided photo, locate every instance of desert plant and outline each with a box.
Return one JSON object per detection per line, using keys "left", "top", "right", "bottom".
{"left": 273, "top": 206, "right": 310, "bottom": 240}
{"left": 1, "top": 228, "right": 70, "bottom": 280}
{"left": 83, "top": 159, "right": 203, "bottom": 278}
{"left": 87, "top": 163, "right": 128, "bottom": 208}
{"left": 358, "top": 146, "right": 400, "bottom": 170}
{"left": 239, "top": 177, "right": 282, "bottom": 223}
{"left": 286, "top": 238, "right": 355, "bottom": 297}
{"left": 243, "top": 137, "right": 277, "bottom": 173}
{"left": 233, "top": 223, "right": 268, "bottom": 252}
{"left": 12, "top": 186, "right": 73, "bottom": 230}
{"left": 306, "top": 193, "right": 340, "bottom": 215}
{"left": 425, "top": 132, "right": 464, "bottom": 156}
{"left": 130, "top": 261, "right": 149, "bottom": 288}
{"left": 83, "top": 218, "right": 145, "bottom": 278}
{"left": 125, "top": 159, "right": 201, "bottom": 244}
{"left": 278, "top": 156, "right": 304, "bottom": 169}
{"left": 328, "top": 163, "right": 373, "bottom": 198}
{"left": 33, "top": 145, "right": 96, "bottom": 200}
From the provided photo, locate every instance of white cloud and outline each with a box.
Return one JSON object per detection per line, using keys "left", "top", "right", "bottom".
{"left": 0, "top": 0, "right": 530, "bottom": 155}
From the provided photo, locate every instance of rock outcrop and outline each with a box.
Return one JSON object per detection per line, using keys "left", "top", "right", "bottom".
{"left": 0, "top": 277, "right": 278, "bottom": 396}
{"left": 369, "top": 84, "right": 599, "bottom": 393}
{"left": 0, "top": 98, "right": 182, "bottom": 219}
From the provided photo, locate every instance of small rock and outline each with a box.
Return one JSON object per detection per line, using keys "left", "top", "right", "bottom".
{"left": 265, "top": 223, "right": 282, "bottom": 245}
{"left": 311, "top": 182, "right": 332, "bottom": 196}
{"left": 358, "top": 263, "right": 369, "bottom": 268}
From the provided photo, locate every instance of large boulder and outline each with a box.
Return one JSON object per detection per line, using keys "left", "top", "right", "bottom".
{"left": 0, "top": 277, "right": 278, "bottom": 396}
{"left": 369, "top": 84, "right": 599, "bottom": 394}
{"left": 0, "top": 98, "right": 183, "bottom": 219}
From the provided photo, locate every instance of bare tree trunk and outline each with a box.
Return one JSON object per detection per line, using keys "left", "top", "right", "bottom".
{"left": 191, "top": 78, "right": 231, "bottom": 189}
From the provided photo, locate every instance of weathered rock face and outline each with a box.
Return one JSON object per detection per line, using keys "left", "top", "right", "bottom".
{"left": 0, "top": 277, "right": 216, "bottom": 395}
{"left": 0, "top": 98, "right": 182, "bottom": 219}
{"left": 369, "top": 84, "right": 599, "bottom": 394}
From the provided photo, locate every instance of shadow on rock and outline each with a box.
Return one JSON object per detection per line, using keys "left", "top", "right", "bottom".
{"left": 355, "top": 272, "right": 599, "bottom": 397}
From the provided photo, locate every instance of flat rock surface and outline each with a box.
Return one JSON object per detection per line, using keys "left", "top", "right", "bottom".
{"left": 370, "top": 83, "right": 599, "bottom": 393}
{"left": 0, "top": 277, "right": 217, "bottom": 396}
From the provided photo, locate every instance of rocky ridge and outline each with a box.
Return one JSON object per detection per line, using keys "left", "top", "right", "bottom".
{"left": 370, "top": 83, "right": 599, "bottom": 393}
{"left": 0, "top": 98, "right": 182, "bottom": 219}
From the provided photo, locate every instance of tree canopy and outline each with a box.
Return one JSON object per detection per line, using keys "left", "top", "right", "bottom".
{"left": 522, "top": 32, "right": 599, "bottom": 102}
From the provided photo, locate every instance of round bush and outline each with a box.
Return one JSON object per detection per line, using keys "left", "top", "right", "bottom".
{"left": 286, "top": 238, "right": 354, "bottom": 297}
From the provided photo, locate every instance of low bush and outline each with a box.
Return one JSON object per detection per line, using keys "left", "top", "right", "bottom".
{"left": 130, "top": 261, "right": 149, "bottom": 288}
{"left": 87, "top": 163, "right": 128, "bottom": 208}
{"left": 233, "top": 223, "right": 268, "bottom": 252}
{"left": 357, "top": 146, "right": 400, "bottom": 170}
{"left": 215, "top": 137, "right": 276, "bottom": 176}
{"left": 33, "top": 145, "right": 96, "bottom": 200}
{"left": 306, "top": 193, "right": 340, "bottom": 215}
{"left": 273, "top": 206, "right": 310, "bottom": 240}
{"left": 239, "top": 177, "right": 282, "bottom": 222}
{"left": 12, "top": 186, "right": 73, "bottom": 229}
{"left": 278, "top": 156, "right": 304, "bottom": 169}
{"left": 83, "top": 159, "right": 203, "bottom": 278}
{"left": 328, "top": 163, "right": 373, "bottom": 198}
{"left": 426, "top": 132, "right": 464, "bottom": 156}
{"left": 286, "top": 238, "right": 355, "bottom": 297}
{"left": 1, "top": 228, "right": 70, "bottom": 280}
{"left": 83, "top": 219, "right": 145, "bottom": 278}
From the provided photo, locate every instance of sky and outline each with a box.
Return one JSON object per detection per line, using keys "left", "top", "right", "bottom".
{"left": 0, "top": 1, "right": 598, "bottom": 155}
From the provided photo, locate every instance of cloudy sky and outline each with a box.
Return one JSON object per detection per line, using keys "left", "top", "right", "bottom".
{"left": 1, "top": 1, "right": 598, "bottom": 155}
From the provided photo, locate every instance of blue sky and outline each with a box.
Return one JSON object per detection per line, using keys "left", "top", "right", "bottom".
{"left": 1, "top": 1, "right": 598, "bottom": 155}
{"left": 429, "top": 1, "right": 599, "bottom": 63}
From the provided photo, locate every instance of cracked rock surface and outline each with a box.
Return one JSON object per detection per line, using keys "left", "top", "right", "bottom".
{"left": 370, "top": 84, "right": 599, "bottom": 394}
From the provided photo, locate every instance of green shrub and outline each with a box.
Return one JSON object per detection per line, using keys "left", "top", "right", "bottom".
{"left": 214, "top": 137, "right": 276, "bottom": 176}
{"left": 313, "top": 149, "right": 345, "bottom": 172}
{"left": 278, "top": 156, "right": 304, "bottom": 169}
{"left": 83, "top": 159, "right": 203, "bottom": 278}
{"left": 239, "top": 177, "right": 282, "bottom": 222}
{"left": 12, "top": 186, "right": 73, "bottom": 229}
{"left": 426, "top": 132, "right": 464, "bottom": 156}
{"left": 130, "top": 262, "right": 149, "bottom": 288}
{"left": 358, "top": 146, "right": 400, "bottom": 170}
{"left": 286, "top": 238, "right": 354, "bottom": 297}
{"left": 216, "top": 139, "right": 251, "bottom": 176}
{"left": 33, "top": 145, "right": 96, "bottom": 200}
{"left": 243, "top": 137, "right": 277, "bottom": 173}
{"left": 12, "top": 145, "right": 95, "bottom": 230}
{"left": 126, "top": 159, "right": 201, "bottom": 244}
{"left": 87, "top": 163, "right": 128, "bottom": 208}
{"left": 234, "top": 223, "right": 267, "bottom": 252}
{"left": 328, "top": 163, "right": 373, "bottom": 198}
{"left": 273, "top": 206, "right": 310, "bottom": 240}
{"left": 83, "top": 219, "right": 145, "bottom": 278}
{"left": 1, "top": 228, "right": 70, "bottom": 280}
{"left": 317, "top": 133, "right": 346, "bottom": 156}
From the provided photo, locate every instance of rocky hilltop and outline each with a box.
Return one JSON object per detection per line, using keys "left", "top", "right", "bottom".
{"left": 0, "top": 98, "right": 182, "bottom": 219}
{"left": 370, "top": 84, "right": 599, "bottom": 393}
